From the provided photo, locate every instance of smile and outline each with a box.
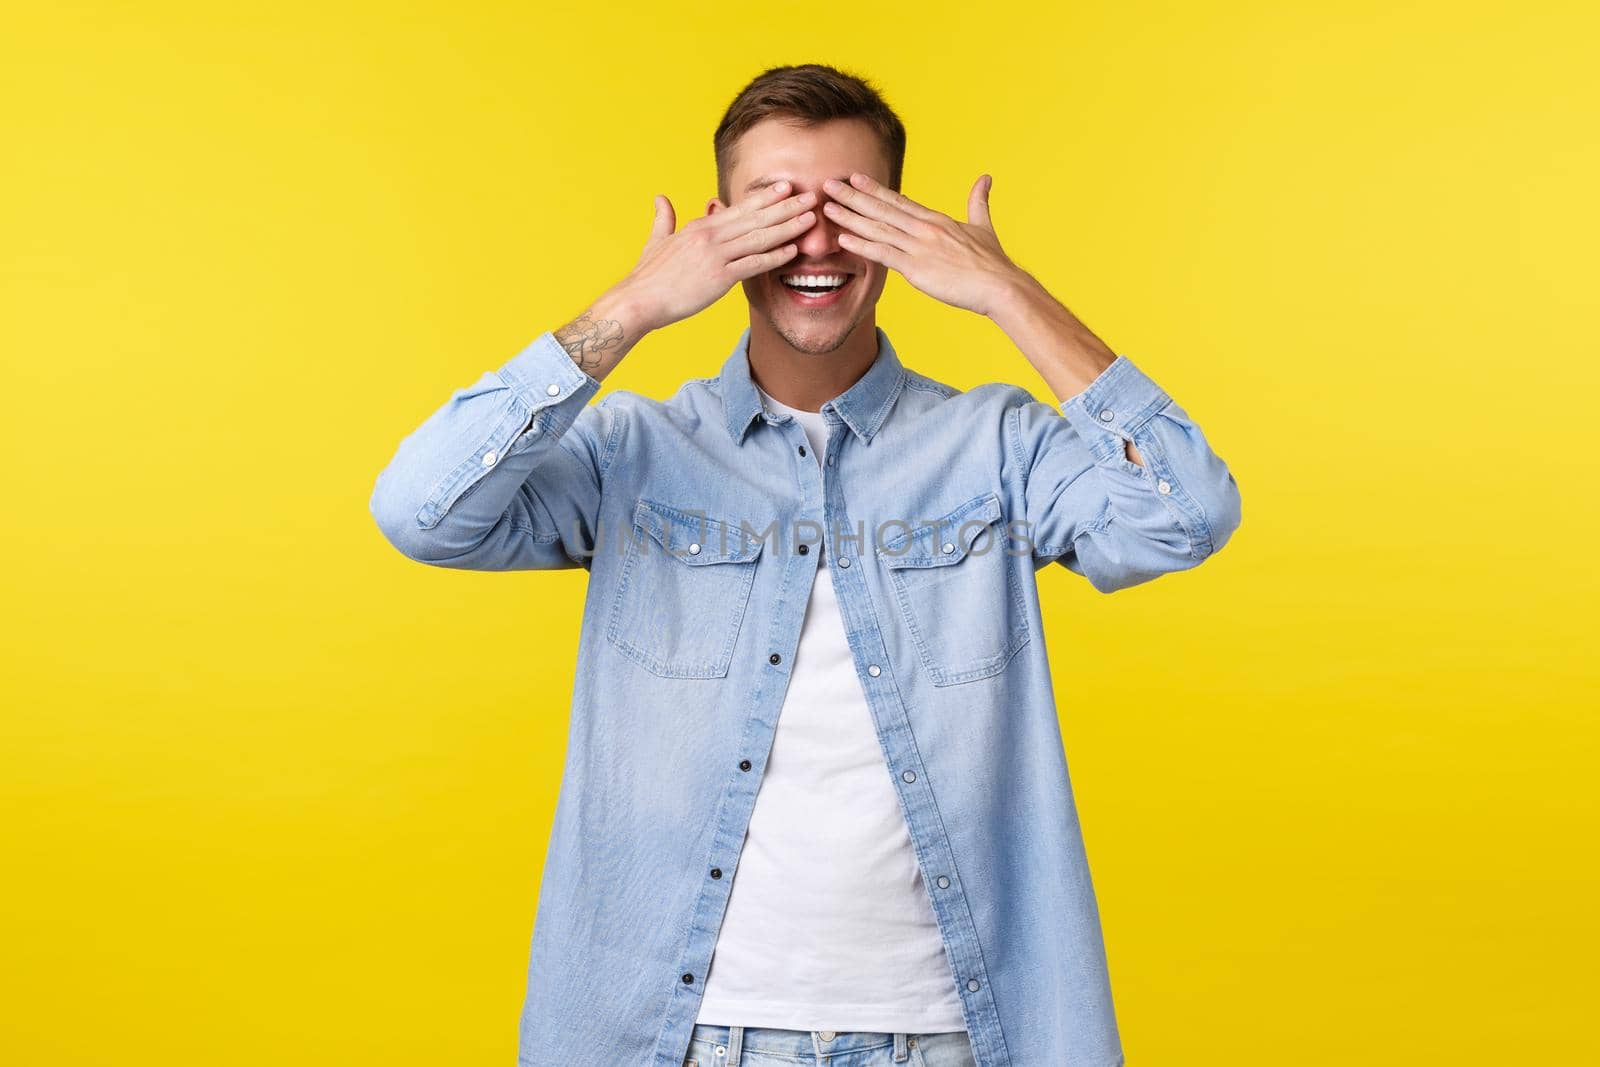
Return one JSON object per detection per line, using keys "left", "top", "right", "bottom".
{"left": 777, "top": 272, "right": 855, "bottom": 306}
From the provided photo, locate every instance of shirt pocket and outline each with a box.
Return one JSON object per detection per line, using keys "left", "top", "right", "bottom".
{"left": 606, "top": 497, "right": 766, "bottom": 679}
{"left": 878, "top": 490, "right": 1031, "bottom": 687}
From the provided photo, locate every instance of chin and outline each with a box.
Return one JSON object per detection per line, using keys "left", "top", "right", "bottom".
{"left": 769, "top": 312, "right": 859, "bottom": 355}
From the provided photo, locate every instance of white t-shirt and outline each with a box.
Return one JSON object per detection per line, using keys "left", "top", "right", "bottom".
{"left": 694, "top": 385, "right": 968, "bottom": 1034}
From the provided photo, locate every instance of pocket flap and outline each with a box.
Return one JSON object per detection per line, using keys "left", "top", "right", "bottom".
{"left": 633, "top": 498, "right": 765, "bottom": 565}
{"left": 879, "top": 491, "right": 1005, "bottom": 569}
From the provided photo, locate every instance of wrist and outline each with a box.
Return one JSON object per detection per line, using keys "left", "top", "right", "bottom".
{"left": 986, "top": 268, "right": 1046, "bottom": 326}
{"left": 592, "top": 282, "right": 658, "bottom": 339}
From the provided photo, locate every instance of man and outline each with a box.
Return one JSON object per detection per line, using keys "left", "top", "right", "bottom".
{"left": 370, "top": 63, "right": 1241, "bottom": 1067}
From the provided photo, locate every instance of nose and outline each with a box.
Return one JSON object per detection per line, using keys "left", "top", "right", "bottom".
{"left": 795, "top": 189, "right": 846, "bottom": 259}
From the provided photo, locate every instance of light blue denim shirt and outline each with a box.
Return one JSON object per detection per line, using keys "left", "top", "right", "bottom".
{"left": 369, "top": 324, "right": 1242, "bottom": 1067}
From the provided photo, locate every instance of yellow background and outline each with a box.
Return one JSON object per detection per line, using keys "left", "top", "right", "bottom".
{"left": 4, "top": 1, "right": 1596, "bottom": 1063}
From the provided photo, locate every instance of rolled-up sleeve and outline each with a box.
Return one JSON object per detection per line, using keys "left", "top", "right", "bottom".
{"left": 368, "top": 331, "right": 622, "bottom": 570}
{"left": 1007, "top": 354, "right": 1241, "bottom": 593}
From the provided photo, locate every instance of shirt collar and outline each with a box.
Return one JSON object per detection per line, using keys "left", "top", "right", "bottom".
{"left": 721, "top": 325, "right": 906, "bottom": 446}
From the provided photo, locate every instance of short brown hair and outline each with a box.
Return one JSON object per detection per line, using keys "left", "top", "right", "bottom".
{"left": 713, "top": 63, "right": 907, "bottom": 205}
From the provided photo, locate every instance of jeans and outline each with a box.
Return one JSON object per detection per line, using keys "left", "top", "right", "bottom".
{"left": 684, "top": 1024, "right": 978, "bottom": 1067}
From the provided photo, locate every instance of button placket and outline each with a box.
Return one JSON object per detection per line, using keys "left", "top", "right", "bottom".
{"left": 791, "top": 434, "right": 1006, "bottom": 1064}
{"left": 670, "top": 438, "right": 998, "bottom": 1067}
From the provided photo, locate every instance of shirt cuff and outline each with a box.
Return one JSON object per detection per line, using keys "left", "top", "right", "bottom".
{"left": 496, "top": 330, "right": 603, "bottom": 448}
{"left": 1058, "top": 353, "right": 1173, "bottom": 447}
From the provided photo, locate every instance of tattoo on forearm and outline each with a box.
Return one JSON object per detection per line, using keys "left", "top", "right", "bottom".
{"left": 555, "top": 312, "right": 625, "bottom": 373}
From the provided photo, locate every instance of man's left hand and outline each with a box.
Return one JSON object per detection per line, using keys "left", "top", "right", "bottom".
{"left": 821, "top": 171, "right": 1022, "bottom": 318}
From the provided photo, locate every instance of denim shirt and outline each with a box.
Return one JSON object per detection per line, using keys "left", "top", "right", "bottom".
{"left": 368, "top": 324, "right": 1242, "bottom": 1067}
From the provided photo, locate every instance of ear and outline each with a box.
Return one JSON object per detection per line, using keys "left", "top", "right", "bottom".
{"left": 706, "top": 197, "right": 725, "bottom": 216}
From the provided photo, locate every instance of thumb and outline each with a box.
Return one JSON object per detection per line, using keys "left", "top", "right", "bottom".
{"left": 967, "top": 174, "right": 994, "bottom": 231}
{"left": 647, "top": 194, "right": 676, "bottom": 244}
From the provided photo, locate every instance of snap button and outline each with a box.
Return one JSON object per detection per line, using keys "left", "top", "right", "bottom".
{"left": 867, "top": 664, "right": 881, "bottom": 677}
{"left": 936, "top": 875, "right": 950, "bottom": 888}
{"left": 688, "top": 542, "right": 701, "bottom": 554}
{"left": 481, "top": 450, "right": 497, "bottom": 466}
{"left": 967, "top": 978, "right": 981, "bottom": 991}
{"left": 819, "top": 1031, "right": 836, "bottom": 1042}
{"left": 902, "top": 769, "right": 916, "bottom": 783}
{"left": 1098, "top": 408, "right": 1115, "bottom": 422}
{"left": 546, "top": 383, "right": 561, "bottom": 396}
{"left": 838, "top": 556, "right": 850, "bottom": 567}
{"left": 1157, "top": 479, "right": 1172, "bottom": 494}
{"left": 941, "top": 541, "right": 955, "bottom": 553}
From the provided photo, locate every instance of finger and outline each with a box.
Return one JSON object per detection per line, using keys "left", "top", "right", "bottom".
{"left": 837, "top": 231, "right": 908, "bottom": 273}
{"left": 834, "top": 172, "right": 943, "bottom": 227}
{"left": 967, "top": 174, "right": 993, "bottom": 231}
{"left": 704, "top": 178, "right": 791, "bottom": 224}
{"left": 727, "top": 240, "right": 799, "bottom": 280}
{"left": 823, "top": 176, "right": 926, "bottom": 236}
{"left": 724, "top": 188, "right": 817, "bottom": 238}
{"left": 822, "top": 200, "right": 913, "bottom": 253}
{"left": 736, "top": 178, "right": 800, "bottom": 217}
{"left": 724, "top": 207, "right": 817, "bottom": 261}
{"left": 648, "top": 194, "right": 676, "bottom": 245}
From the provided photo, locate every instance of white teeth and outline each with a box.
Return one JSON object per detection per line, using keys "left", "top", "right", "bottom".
{"left": 780, "top": 274, "right": 848, "bottom": 289}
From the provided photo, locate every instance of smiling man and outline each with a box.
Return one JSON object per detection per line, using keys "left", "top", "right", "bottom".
{"left": 370, "top": 63, "right": 1241, "bottom": 1067}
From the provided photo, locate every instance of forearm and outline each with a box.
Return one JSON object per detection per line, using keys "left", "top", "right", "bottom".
{"left": 989, "top": 271, "right": 1143, "bottom": 465}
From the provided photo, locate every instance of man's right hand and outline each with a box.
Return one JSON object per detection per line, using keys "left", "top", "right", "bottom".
{"left": 618, "top": 180, "right": 817, "bottom": 333}
{"left": 550, "top": 181, "right": 815, "bottom": 383}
